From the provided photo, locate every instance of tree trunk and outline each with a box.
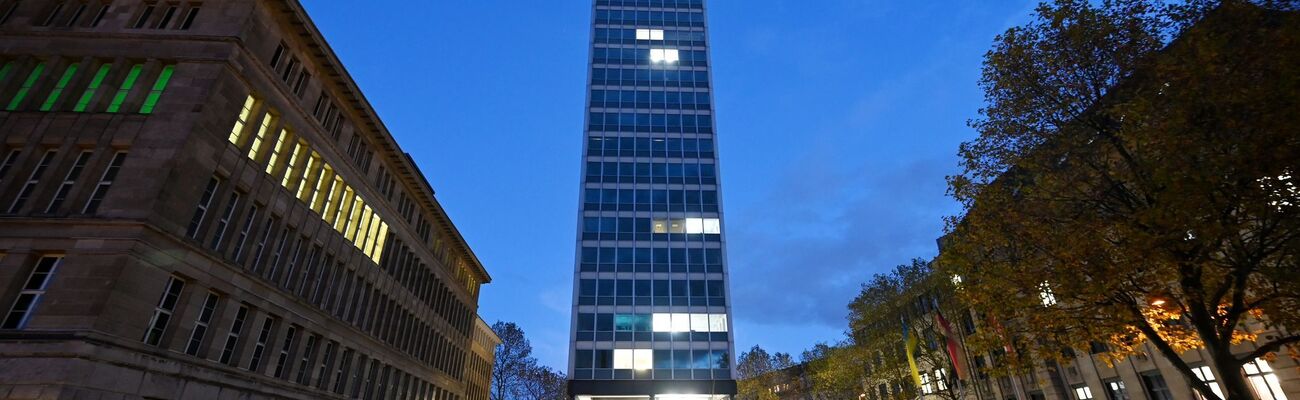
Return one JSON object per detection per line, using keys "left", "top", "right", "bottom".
{"left": 1210, "top": 350, "right": 1255, "bottom": 400}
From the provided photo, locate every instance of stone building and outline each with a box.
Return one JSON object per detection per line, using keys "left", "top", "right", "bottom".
{"left": 0, "top": 0, "right": 494, "bottom": 399}
{"left": 467, "top": 317, "right": 501, "bottom": 400}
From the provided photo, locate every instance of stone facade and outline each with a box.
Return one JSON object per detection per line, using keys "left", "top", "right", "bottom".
{"left": 0, "top": 1, "right": 493, "bottom": 399}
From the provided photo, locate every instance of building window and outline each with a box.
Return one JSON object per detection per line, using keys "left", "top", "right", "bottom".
{"left": 131, "top": 4, "right": 154, "bottom": 28}
{"left": 152, "top": 4, "right": 176, "bottom": 29}
{"left": 183, "top": 291, "right": 220, "bottom": 356}
{"left": 246, "top": 316, "right": 276, "bottom": 372}
{"left": 10, "top": 150, "right": 58, "bottom": 213}
{"left": 295, "top": 334, "right": 318, "bottom": 384}
{"left": 1039, "top": 281, "right": 1058, "bottom": 306}
{"left": 1190, "top": 365, "right": 1225, "bottom": 400}
{"left": 636, "top": 28, "right": 664, "bottom": 41}
{"left": 333, "top": 348, "right": 354, "bottom": 394}
{"left": 73, "top": 64, "right": 111, "bottom": 112}
{"left": 178, "top": 4, "right": 199, "bottom": 30}
{"left": 62, "top": 3, "right": 86, "bottom": 27}
{"left": 89, "top": 4, "right": 109, "bottom": 27}
{"left": 649, "top": 48, "right": 680, "bottom": 63}
{"left": 39, "top": 64, "right": 78, "bottom": 111}
{"left": 650, "top": 313, "right": 727, "bottom": 332}
{"left": 269, "top": 42, "right": 286, "bottom": 69}
{"left": 46, "top": 150, "right": 93, "bottom": 212}
{"left": 650, "top": 217, "right": 721, "bottom": 234}
{"left": 1073, "top": 385, "right": 1095, "bottom": 400}
{"left": 142, "top": 276, "right": 186, "bottom": 346}
{"left": 246, "top": 113, "right": 275, "bottom": 162}
{"left": 2, "top": 256, "right": 62, "bottom": 329}
{"left": 315, "top": 340, "right": 337, "bottom": 390}
{"left": 105, "top": 64, "right": 143, "bottom": 113}
{"left": 1244, "top": 358, "right": 1289, "bottom": 400}
{"left": 82, "top": 151, "right": 126, "bottom": 213}
{"left": 229, "top": 205, "right": 258, "bottom": 261}
{"left": 208, "top": 192, "right": 241, "bottom": 250}
{"left": 1140, "top": 372, "right": 1173, "bottom": 400}
{"left": 217, "top": 305, "right": 249, "bottom": 365}
{"left": 138, "top": 64, "right": 175, "bottom": 114}
{"left": 38, "top": 2, "right": 65, "bottom": 26}
{"left": 185, "top": 177, "right": 220, "bottom": 238}
{"left": 293, "top": 71, "right": 310, "bottom": 97}
{"left": 6, "top": 62, "right": 45, "bottom": 111}
{"left": 612, "top": 348, "right": 652, "bottom": 370}
{"left": 0, "top": 149, "right": 20, "bottom": 184}
{"left": 228, "top": 94, "right": 257, "bottom": 145}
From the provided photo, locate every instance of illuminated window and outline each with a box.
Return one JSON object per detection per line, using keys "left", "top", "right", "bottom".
{"left": 40, "top": 64, "right": 78, "bottom": 111}
{"left": 613, "top": 349, "right": 653, "bottom": 370}
{"left": 636, "top": 29, "right": 664, "bottom": 40}
{"left": 106, "top": 64, "right": 143, "bottom": 113}
{"left": 370, "top": 222, "right": 390, "bottom": 264}
{"left": 138, "top": 64, "right": 174, "bottom": 114}
{"left": 672, "top": 313, "right": 689, "bottom": 332}
{"left": 1073, "top": 385, "right": 1095, "bottom": 399}
{"left": 73, "top": 65, "right": 111, "bottom": 112}
{"left": 279, "top": 138, "right": 306, "bottom": 187}
{"left": 1039, "top": 282, "right": 1057, "bottom": 306}
{"left": 652, "top": 313, "right": 672, "bottom": 332}
{"left": 1191, "top": 365, "right": 1224, "bottom": 400}
{"left": 227, "top": 95, "right": 256, "bottom": 144}
{"left": 653, "top": 218, "right": 721, "bottom": 234}
{"left": 1244, "top": 358, "right": 1288, "bottom": 400}
{"left": 247, "top": 113, "right": 276, "bottom": 162}
{"left": 709, "top": 314, "right": 727, "bottom": 332}
{"left": 6, "top": 62, "right": 45, "bottom": 111}
{"left": 652, "top": 313, "right": 728, "bottom": 332}
{"left": 294, "top": 151, "right": 320, "bottom": 201}
{"left": 650, "top": 48, "right": 680, "bottom": 63}
{"left": 310, "top": 164, "right": 333, "bottom": 213}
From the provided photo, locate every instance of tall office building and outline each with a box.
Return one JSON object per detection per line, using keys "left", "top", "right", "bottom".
{"left": 0, "top": 1, "right": 494, "bottom": 399}
{"left": 568, "top": 1, "right": 737, "bottom": 399}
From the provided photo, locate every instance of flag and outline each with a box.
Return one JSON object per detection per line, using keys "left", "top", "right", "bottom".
{"left": 934, "top": 309, "right": 969, "bottom": 380}
{"left": 901, "top": 317, "right": 923, "bottom": 388}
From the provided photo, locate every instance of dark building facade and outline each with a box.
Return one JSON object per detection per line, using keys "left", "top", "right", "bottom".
{"left": 567, "top": 1, "right": 737, "bottom": 399}
{"left": 0, "top": 1, "right": 493, "bottom": 399}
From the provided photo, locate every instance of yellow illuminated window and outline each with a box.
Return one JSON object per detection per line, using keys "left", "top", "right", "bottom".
{"left": 370, "top": 222, "right": 389, "bottom": 264}
{"left": 246, "top": 113, "right": 275, "bottom": 162}
{"left": 312, "top": 164, "right": 334, "bottom": 214}
{"left": 228, "top": 95, "right": 255, "bottom": 145}
{"left": 353, "top": 205, "right": 373, "bottom": 248}
{"left": 336, "top": 189, "right": 356, "bottom": 233}
{"left": 362, "top": 212, "right": 381, "bottom": 256}
{"left": 327, "top": 180, "right": 347, "bottom": 227}
{"left": 279, "top": 138, "right": 306, "bottom": 187}
{"left": 343, "top": 197, "right": 363, "bottom": 241}
{"left": 294, "top": 151, "right": 319, "bottom": 201}
{"left": 262, "top": 127, "right": 288, "bottom": 175}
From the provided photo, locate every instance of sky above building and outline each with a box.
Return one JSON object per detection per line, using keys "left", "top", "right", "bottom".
{"left": 302, "top": 0, "right": 1039, "bottom": 370}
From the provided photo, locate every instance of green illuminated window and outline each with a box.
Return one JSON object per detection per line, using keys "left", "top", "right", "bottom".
{"left": 74, "top": 65, "right": 111, "bottom": 112}
{"left": 139, "top": 65, "right": 174, "bottom": 114}
{"left": 40, "top": 64, "right": 79, "bottom": 111}
{"left": 6, "top": 63, "right": 46, "bottom": 111}
{"left": 105, "top": 64, "right": 143, "bottom": 113}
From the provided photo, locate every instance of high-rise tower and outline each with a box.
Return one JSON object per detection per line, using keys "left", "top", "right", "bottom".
{"left": 568, "top": 1, "right": 737, "bottom": 399}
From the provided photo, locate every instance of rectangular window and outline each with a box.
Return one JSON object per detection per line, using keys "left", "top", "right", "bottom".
{"left": 295, "top": 334, "right": 318, "bottom": 384}
{"left": 316, "top": 340, "right": 337, "bottom": 389}
{"left": 153, "top": 5, "right": 176, "bottom": 29}
{"left": 185, "top": 177, "right": 221, "bottom": 238}
{"left": 333, "top": 348, "right": 354, "bottom": 394}
{"left": 246, "top": 113, "right": 275, "bottom": 162}
{"left": 7, "top": 62, "right": 45, "bottom": 111}
{"left": 209, "top": 192, "right": 241, "bottom": 250}
{"left": 227, "top": 94, "right": 256, "bottom": 145}
{"left": 0, "top": 149, "right": 21, "bottom": 184}
{"left": 1191, "top": 365, "right": 1225, "bottom": 400}
{"left": 2, "top": 256, "right": 62, "bottom": 329}
{"left": 39, "top": 2, "right": 64, "bottom": 26}
{"left": 183, "top": 291, "right": 220, "bottom": 356}
{"left": 138, "top": 64, "right": 174, "bottom": 114}
{"left": 106, "top": 64, "right": 143, "bottom": 113}
{"left": 46, "top": 150, "right": 93, "bottom": 213}
{"left": 178, "top": 5, "right": 199, "bottom": 29}
{"left": 272, "top": 325, "right": 297, "bottom": 378}
{"left": 1104, "top": 379, "right": 1130, "bottom": 400}
{"left": 217, "top": 305, "right": 249, "bottom": 365}
{"left": 39, "top": 64, "right": 79, "bottom": 111}
{"left": 278, "top": 137, "right": 306, "bottom": 187}
{"left": 62, "top": 3, "right": 85, "bottom": 27}
{"left": 73, "top": 64, "right": 111, "bottom": 112}
{"left": 1244, "top": 358, "right": 1289, "bottom": 400}
{"left": 82, "top": 151, "right": 126, "bottom": 213}
{"left": 246, "top": 316, "right": 276, "bottom": 372}
{"left": 142, "top": 276, "right": 186, "bottom": 346}
{"left": 293, "top": 71, "right": 310, "bottom": 97}
{"left": 132, "top": 5, "right": 154, "bottom": 28}
{"left": 1073, "top": 385, "right": 1094, "bottom": 400}
{"left": 269, "top": 42, "right": 286, "bottom": 69}
{"left": 229, "top": 205, "right": 258, "bottom": 261}
{"left": 89, "top": 4, "right": 109, "bottom": 27}
{"left": 1141, "top": 372, "right": 1173, "bottom": 400}
{"left": 9, "top": 150, "right": 57, "bottom": 213}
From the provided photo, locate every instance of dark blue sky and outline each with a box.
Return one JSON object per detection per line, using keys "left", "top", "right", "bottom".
{"left": 302, "top": 0, "right": 1037, "bottom": 370}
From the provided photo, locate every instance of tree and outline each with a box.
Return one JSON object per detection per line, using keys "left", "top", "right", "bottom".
{"left": 516, "top": 365, "right": 567, "bottom": 400}
{"left": 491, "top": 321, "right": 537, "bottom": 400}
{"left": 737, "top": 345, "right": 780, "bottom": 400}
{"left": 940, "top": 1, "right": 1300, "bottom": 399}
{"left": 802, "top": 342, "right": 868, "bottom": 399}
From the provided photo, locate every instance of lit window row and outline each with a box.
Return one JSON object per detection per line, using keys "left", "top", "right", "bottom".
{"left": 652, "top": 313, "right": 727, "bottom": 333}
{"left": 582, "top": 217, "right": 721, "bottom": 235}
{"left": 635, "top": 29, "right": 665, "bottom": 41}
{"left": 654, "top": 218, "right": 719, "bottom": 234}
{"left": 226, "top": 94, "right": 389, "bottom": 264}
{"left": 0, "top": 60, "right": 174, "bottom": 114}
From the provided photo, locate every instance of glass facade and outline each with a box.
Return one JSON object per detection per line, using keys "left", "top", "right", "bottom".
{"left": 569, "top": 0, "right": 736, "bottom": 398}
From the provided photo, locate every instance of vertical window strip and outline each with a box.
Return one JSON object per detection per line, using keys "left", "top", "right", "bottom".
{"left": 0, "top": 149, "right": 21, "bottom": 184}
{"left": 272, "top": 325, "right": 297, "bottom": 378}
{"left": 39, "top": 64, "right": 78, "bottom": 111}
{"left": 7, "top": 62, "right": 46, "bottom": 111}
{"left": 246, "top": 316, "right": 276, "bottom": 371}
{"left": 89, "top": 4, "right": 109, "bottom": 27}
{"left": 209, "top": 192, "right": 240, "bottom": 250}
{"left": 132, "top": 5, "right": 154, "bottom": 28}
{"left": 279, "top": 138, "right": 305, "bottom": 187}
{"left": 351, "top": 204, "right": 372, "bottom": 244}
{"left": 227, "top": 95, "right": 256, "bottom": 144}
{"left": 178, "top": 5, "right": 198, "bottom": 29}
{"left": 247, "top": 113, "right": 275, "bottom": 162}
{"left": 295, "top": 334, "right": 318, "bottom": 384}
{"left": 185, "top": 177, "right": 220, "bottom": 238}
{"left": 262, "top": 129, "right": 288, "bottom": 175}
{"left": 1, "top": 256, "right": 62, "bottom": 329}
{"left": 371, "top": 222, "right": 390, "bottom": 264}
{"left": 39, "top": 2, "right": 63, "bottom": 26}
{"left": 315, "top": 167, "right": 337, "bottom": 215}
{"left": 183, "top": 292, "right": 220, "bottom": 356}
{"left": 294, "top": 152, "right": 320, "bottom": 201}
{"left": 153, "top": 5, "right": 176, "bottom": 29}
{"left": 46, "top": 150, "right": 93, "bottom": 213}
{"left": 316, "top": 341, "right": 337, "bottom": 390}
{"left": 217, "top": 305, "right": 248, "bottom": 365}
{"left": 333, "top": 349, "right": 354, "bottom": 394}
{"left": 82, "top": 151, "right": 126, "bottom": 213}
{"left": 333, "top": 186, "right": 354, "bottom": 231}
{"left": 248, "top": 216, "right": 278, "bottom": 272}
{"left": 9, "top": 150, "right": 57, "bottom": 213}
{"left": 230, "top": 205, "right": 258, "bottom": 261}
{"left": 138, "top": 64, "right": 174, "bottom": 114}
{"left": 73, "top": 64, "right": 111, "bottom": 112}
{"left": 361, "top": 212, "right": 380, "bottom": 256}
{"left": 142, "top": 276, "right": 186, "bottom": 346}
{"left": 343, "top": 195, "right": 363, "bottom": 240}
{"left": 106, "top": 64, "right": 143, "bottom": 113}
